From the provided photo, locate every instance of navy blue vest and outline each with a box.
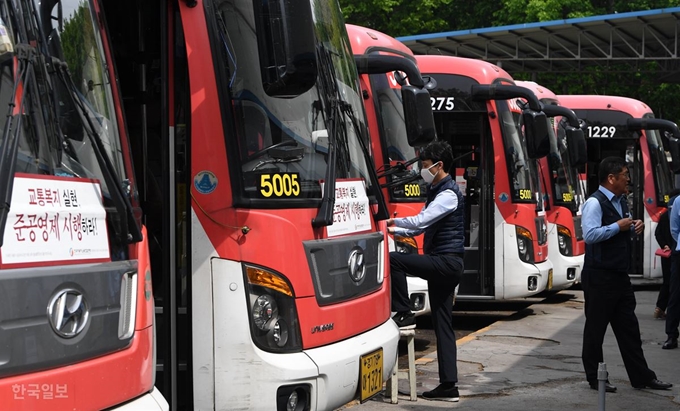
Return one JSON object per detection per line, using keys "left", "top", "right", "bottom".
{"left": 583, "top": 190, "right": 631, "bottom": 272}
{"left": 423, "top": 175, "right": 465, "bottom": 255}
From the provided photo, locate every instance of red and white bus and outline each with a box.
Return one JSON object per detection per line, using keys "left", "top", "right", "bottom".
{"left": 415, "top": 55, "right": 554, "bottom": 300}
{"left": 516, "top": 81, "right": 587, "bottom": 291}
{"left": 347, "top": 24, "right": 436, "bottom": 316}
{"left": 2, "top": 0, "right": 411, "bottom": 410}
{"left": 558, "top": 95, "right": 680, "bottom": 278}
{"left": 0, "top": 0, "right": 165, "bottom": 409}
{"left": 105, "top": 0, "right": 423, "bottom": 408}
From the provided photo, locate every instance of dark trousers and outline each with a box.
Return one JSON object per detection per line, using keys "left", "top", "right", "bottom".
{"left": 666, "top": 252, "right": 680, "bottom": 339}
{"left": 390, "top": 251, "right": 462, "bottom": 383}
{"left": 655, "top": 257, "right": 671, "bottom": 310}
{"left": 581, "top": 268, "right": 656, "bottom": 386}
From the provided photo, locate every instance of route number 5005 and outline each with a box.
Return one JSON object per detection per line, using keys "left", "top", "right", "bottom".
{"left": 260, "top": 173, "right": 301, "bottom": 198}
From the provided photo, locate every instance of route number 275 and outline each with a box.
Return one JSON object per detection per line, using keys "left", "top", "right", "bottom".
{"left": 430, "top": 97, "right": 454, "bottom": 111}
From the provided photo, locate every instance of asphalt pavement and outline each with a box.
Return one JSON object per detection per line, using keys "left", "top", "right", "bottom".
{"left": 340, "top": 286, "right": 680, "bottom": 410}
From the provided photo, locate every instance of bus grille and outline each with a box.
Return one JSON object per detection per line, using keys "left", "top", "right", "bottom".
{"left": 303, "top": 232, "right": 383, "bottom": 306}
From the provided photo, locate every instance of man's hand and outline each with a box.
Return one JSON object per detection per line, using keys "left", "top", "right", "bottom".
{"left": 617, "top": 217, "right": 634, "bottom": 231}
{"left": 387, "top": 226, "right": 396, "bottom": 234}
{"left": 632, "top": 219, "right": 644, "bottom": 235}
{"left": 386, "top": 218, "right": 395, "bottom": 227}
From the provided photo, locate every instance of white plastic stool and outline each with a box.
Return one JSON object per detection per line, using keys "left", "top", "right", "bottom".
{"left": 385, "top": 326, "right": 417, "bottom": 403}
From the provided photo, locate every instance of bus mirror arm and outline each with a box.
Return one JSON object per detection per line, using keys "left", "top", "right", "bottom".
{"left": 538, "top": 105, "right": 587, "bottom": 166}
{"left": 471, "top": 85, "right": 550, "bottom": 159}
{"left": 626, "top": 118, "right": 680, "bottom": 139}
{"left": 354, "top": 55, "right": 425, "bottom": 88}
{"left": 470, "top": 84, "right": 542, "bottom": 112}
{"left": 541, "top": 104, "right": 580, "bottom": 129}
{"left": 627, "top": 118, "right": 680, "bottom": 173}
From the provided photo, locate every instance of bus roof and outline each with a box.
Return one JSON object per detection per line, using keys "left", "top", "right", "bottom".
{"left": 515, "top": 81, "right": 557, "bottom": 104}
{"left": 414, "top": 54, "right": 513, "bottom": 85}
{"left": 557, "top": 95, "right": 653, "bottom": 118}
{"left": 346, "top": 24, "right": 414, "bottom": 59}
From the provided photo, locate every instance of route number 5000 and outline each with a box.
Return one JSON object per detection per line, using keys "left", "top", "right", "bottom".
{"left": 260, "top": 173, "right": 301, "bottom": 198}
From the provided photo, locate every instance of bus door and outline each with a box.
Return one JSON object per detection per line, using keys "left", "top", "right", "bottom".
{"left": 583, "top": 133, "right": 644, "bottom": 275}
{"left": 436, "top": 111, "right": 495, "bottom": 297}
{"left": 102, "top": 0, "right": 193, "bottom": 407}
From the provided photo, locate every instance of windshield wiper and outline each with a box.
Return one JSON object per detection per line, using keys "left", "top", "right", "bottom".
{"left": 312, "top": 44, "right": 389, "bottom": 226}
{"left": 0, "top": 45, "right": 34, "bottom": 246}
{"left": 52, "top": 59, "right": 142, "bottom": 244}
{"left": 311, "top": 45, "right": 340, "bottom": 228}
{"left": 338, "top": 101, "right": 388, "bottom": 220}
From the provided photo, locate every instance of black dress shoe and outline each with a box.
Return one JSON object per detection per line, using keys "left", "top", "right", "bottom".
{"left": 633, "top": 379, "right": 673, "bottom": 390}
{"left": 662, "top": 337, "right": 678, "bottom": 349}
{"left": 391, "top": 311, "right": 415, "bottom": 328}
{"left": 589, "top": 381, "right": 617, "bottom": 393}
{"left": 422, "top": 383, "right": 459, "bottom": 402}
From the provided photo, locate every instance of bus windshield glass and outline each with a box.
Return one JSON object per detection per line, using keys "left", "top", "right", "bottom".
{"left": 574, "top": 108, "right": 673, "bottom": 206}
{"left": 8, "top": 0, "right": 127, "bottom": 192}
{"left": 645, "top": 128, "right": 674, "bottom": 205}
{"left": 552, "top": 118, "right": 583, "bottom": 212}
{"left": 497, "top": 100, "right": 538, "bottom": 204}
{"left": 211, "top": 0, "right": 375, "bottom": 204}
{"left": 368, "top": 70, "right": 424, "bottom": 201}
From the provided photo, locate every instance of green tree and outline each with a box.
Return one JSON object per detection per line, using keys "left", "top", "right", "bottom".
{"left": 494, "top": 0, "right": 678, "bottom": 26}
{"left": 493, "top": 0, "right": 595, "bottom": 25}
{"left": 339, "top": 0, "right": 454, "bottom": 37}
{"left": 339, "top": 0, "right": 680, "bottom": 121}
{"left": 59, "top": 1, "right": 95, "bottom": 93}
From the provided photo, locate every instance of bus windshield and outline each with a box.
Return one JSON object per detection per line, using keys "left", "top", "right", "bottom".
{"left": 497, "top": 100, "right": 538, "bottom": 204}
{"left": 645, "top": 128, "right": 674, "bottom": 205}
{"left": 552, "top": 118, "right": 583, "bottom": 212}
{"left": 211, "top": 0, "right": 375, "bottom": 204}
{"left": 368, "top": 70, "right": 424, "bottom": 201}
{"left": 7, "top": 0, "right": 127, "bottom": 191}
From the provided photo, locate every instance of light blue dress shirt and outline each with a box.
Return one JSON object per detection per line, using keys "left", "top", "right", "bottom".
{"left": 581, "top": 186, "right": 628, "bottom": 245}
{"left": 392, "top": 189, "right": 459, "bottom": 237}
{"left": 670, "top": 195, "right": 680, "bottom": 251}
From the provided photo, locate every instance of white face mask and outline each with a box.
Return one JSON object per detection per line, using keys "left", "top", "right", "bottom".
{"left": 420, "top": 162, "right": 440, "bottom": 184}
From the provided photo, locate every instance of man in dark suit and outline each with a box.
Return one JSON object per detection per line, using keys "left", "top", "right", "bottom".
{"left": 654, "top": 189, "right": 680, "bottom": 319}
{"left": 580, "top": 156, "right": 672, "bottom": 392}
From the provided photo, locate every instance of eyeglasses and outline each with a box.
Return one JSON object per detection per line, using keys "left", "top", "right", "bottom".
{"left": 611, "top": 171, "right": 630, "bottom": 180}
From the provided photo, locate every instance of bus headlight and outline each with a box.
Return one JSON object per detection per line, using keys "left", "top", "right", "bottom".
{"left": 253, "top": 295, "right": 275, "bottom": 330}
{"left": 244, "top": 265, "right": 302, "bottom": 352}
{"left": 557, "top": 225, "right": 573, "bottom": 256}
{"left": 516, "top": 226, "right": 534, "bottom": 263}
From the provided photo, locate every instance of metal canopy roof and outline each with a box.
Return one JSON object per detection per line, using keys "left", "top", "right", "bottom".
{"left": 397, "top": 8, "right": 680, "bottom": 82}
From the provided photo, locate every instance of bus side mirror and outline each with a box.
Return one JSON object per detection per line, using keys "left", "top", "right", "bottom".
{"left": 523, "top": 110, "right": 550, "bottom": 159}
{"left": 254, "top": 0, "right": 317, "bottom": 97}
{"left": 668, "top": 137, "right": 680, "bottom": 173}
{"left": 402, "top": 85, "right": 436, "bottom": 147}
{"left": 565, "top": 127, "right": 587, "bottom": 167}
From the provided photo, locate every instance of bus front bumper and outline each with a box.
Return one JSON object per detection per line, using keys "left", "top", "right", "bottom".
{"left": 110, "top": 388, "right": 169, "bottom": 411}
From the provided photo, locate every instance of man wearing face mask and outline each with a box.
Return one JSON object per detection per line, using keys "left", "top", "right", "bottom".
{"left": 386, "top": 140, "right": 464, "bottom": 402}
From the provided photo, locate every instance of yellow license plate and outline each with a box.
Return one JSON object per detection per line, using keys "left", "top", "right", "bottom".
{"left": 360, "top": 348, "right": 383, "bottom": 402}
{"left": 547, "top": 268, "right": 553, "bottom": 290}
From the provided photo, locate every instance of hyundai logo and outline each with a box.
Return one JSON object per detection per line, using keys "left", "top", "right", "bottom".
{"left": 47, "top": 288, "right": 90, "bottom": 339}
{"left": 348, "top": 247, "right": 366, "bottom": 283}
